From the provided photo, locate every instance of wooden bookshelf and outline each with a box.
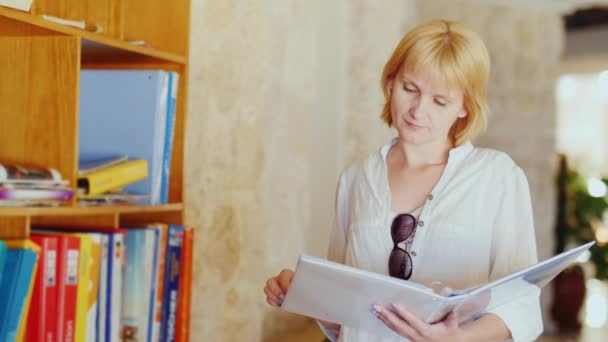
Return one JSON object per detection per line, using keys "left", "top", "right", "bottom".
{"left": 0, "top": 1, "right": 190, "bottom": 237}
{"left": 0, "top": 5, "right": 187, "bottom": 63}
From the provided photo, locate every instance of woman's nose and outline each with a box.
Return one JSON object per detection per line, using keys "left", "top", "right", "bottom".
{"left": 409, "top": 97, "right": 427, "bottom": 119}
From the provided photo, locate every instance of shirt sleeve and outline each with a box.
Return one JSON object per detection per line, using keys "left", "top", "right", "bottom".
{"left": 327, "top": 169, "right": 351, "bottom": 264}
{"left": 485, "top": 165, "right": 543, "bottom": 341}
{"left": 317, "top": 169, "right": 352, "bottom": 342}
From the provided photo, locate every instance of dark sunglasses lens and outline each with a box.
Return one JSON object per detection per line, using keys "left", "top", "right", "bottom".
{"left": 392, "top": 214, "right": 415, "bottom": 242}
{"left": 389, "top": 248, "right": 412, "bottom": 280}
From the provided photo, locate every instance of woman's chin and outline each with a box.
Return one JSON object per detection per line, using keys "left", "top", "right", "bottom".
{"left": 396, "top": 131, "right": 426, "bottom": 145}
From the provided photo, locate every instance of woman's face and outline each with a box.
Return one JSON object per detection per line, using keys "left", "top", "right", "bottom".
{"left": 388, "top": 64, "right": 466, "bottom": 146}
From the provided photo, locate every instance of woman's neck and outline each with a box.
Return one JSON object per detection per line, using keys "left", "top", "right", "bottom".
{"left": 391, "top": 138, "right": 453, "bottom": 168}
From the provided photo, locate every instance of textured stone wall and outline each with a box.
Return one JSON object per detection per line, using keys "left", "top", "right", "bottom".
{"left": 186, "top": 1, "right": 563, "bottom": 340}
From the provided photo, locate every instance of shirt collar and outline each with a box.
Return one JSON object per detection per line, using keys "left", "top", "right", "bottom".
{"left": 380, "top": 137, "right": 473, "bottom": 163}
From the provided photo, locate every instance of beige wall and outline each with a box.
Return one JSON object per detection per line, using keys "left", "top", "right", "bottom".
{"left": 186, "top": 1, "right": 565, "bottom": 340}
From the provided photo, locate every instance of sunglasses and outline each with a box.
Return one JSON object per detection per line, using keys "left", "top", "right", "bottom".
{"left": 388, "top": 213, "right": 417, "bottom": 280}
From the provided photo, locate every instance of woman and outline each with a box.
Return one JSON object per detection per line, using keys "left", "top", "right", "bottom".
{"left": 264, "top": 19, "right": 542, "bottom": 342}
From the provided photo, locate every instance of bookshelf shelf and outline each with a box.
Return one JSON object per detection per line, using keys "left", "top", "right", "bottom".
{"left": 0, "top": 203, "right": 183, "bottom": 217}
{"left": 0, "top": 6, "right": 186, "bottom": 64}
{"left": 0, "top": 0, "right": 190, "bottom": 237}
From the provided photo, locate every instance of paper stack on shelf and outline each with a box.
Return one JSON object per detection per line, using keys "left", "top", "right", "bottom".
{"left": 0, "top": 164, "right": 73, "bottom": 206}
{"left": 77, "top": 156, "right": 149, "bottom": 205}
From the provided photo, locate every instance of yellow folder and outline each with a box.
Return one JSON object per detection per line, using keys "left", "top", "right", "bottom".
{"left": 78, "top": 159, "right": 148, "bottom": 196}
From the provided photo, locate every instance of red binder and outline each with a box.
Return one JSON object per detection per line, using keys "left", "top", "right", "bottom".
{"left": 26, "top": 235, "right": 59, "bottom": 342}
{"left": 175, "top": 227, "right": 194, "bottom": 342}
{"left": 35, "top": 234, "right": 81, "bottom": 342}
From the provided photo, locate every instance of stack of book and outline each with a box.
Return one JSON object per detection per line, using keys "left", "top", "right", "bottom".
{"left": 0, "top": 164, "right": 73, "bottom": 207}
{"left": 0, "top": 224, "right": 194, "bottom": 342}
{"left": 77, "top": 156, "right": 149, "bottom": 205}
{"left": 79, "top": 70, "right": 179, "bottom": 205}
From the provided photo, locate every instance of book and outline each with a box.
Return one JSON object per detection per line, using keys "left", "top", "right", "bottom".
{"left": 74, "top": 235, "right": 93, "bottom": 342}
{"left": 0, "top": 164, "right": 62, "bottom": 183}
{"left": 0, "top": 240, "right": 40, "bottom": 342}
{"left": 77, "top": 159, "right": 148, "bottom": 197}
{"left": 85, "top": 234, "right": 102, "bottom": 342}
{"left": 160, "top": 72, "right": 179, "bottom": 204}
{"left": 175, "top": 227, "right": 194, "bottom": 342}
{"left": 0, "top": 241, "right": 6, "bottom": 284}
{"left": 106, "top": 232, "right": 125, "bottom": 342}
{"left": 33, "top": 233, "right": 82, "bottom": 342}
{"left": 78, "top": 192, "right": 150, "bottom": 206}
{"left": 0, "top": 187, "right": 74, "bottom": 201}
{"left": 0, "top": 163, "right": 67, "bottom": 190}
{"left": 58, "top": 235, "right": 81, "bottom": 342}
{"left": 281, "top": 242, "right": 595, "bottom": 337}
{"left": 147, "top": 227, "right": 161, "bottom": 342}
{"left": 27, "top": 235, "right": 59, "bottom": 342}
{"left": 15, "top": 242, "right": 40, "bottom": 342}
{"left": 121, "top": 229, "right": 156, "bottom": 342}
{"left": 161, "top": 225, "right": 184, "bottom": 342}
{"left": 0, "top": 0, "right": 32, "bottom": 12}
{"left": 97, "top": 235, "right": 110, "bottom": 342}
{"left": 78, "top": 155, "right": 128, "bottom": 176}
{"left": 149, "top": 223, "right": 169, "bottom": 342}
{"left": 79, "top": 70, "right": 170, "bottom": 205}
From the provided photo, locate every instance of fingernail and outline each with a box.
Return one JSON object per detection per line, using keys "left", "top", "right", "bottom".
{"left": 279, "top": 294, "right": 285, "bottom": 301}
{"left": 371, "top": 304, "right": 382, "bottom": 316}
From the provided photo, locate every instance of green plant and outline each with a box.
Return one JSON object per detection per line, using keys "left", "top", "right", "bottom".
{"left": 556, "top": 155, "right": 608, "bottom": 279}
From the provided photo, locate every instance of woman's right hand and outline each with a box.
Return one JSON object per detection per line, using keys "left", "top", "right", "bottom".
{"left": 264, "top": 269, "right": 294, "bottom": 307}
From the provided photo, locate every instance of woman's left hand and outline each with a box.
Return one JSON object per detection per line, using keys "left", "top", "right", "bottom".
{"left": 373, "top": 304, "right": 464, "bottom": 342}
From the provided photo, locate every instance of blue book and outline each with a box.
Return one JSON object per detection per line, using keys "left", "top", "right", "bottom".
{"left": 105, "top": 233, "right": 124, "bottom": 342}
{"left": 160, "top": 72, "right": 179, "bottom": 204}
{"left": 160, "top": 225, "right": 184, "bottom": 342}
{"left": 0, "top": 241, "right": 40, "bottom": 342}
{"left": 0, "top": 241, "right": 7, "bottom": 285}
{"left": 122, "top": 230, "right": 145, "bottom": 341}
{"left": 79, "top": 70, "right": 170, "bottom": 205}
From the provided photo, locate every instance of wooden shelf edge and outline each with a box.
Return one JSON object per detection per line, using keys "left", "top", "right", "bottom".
{"left": 0, "top": 203, "right": 183, "bottom": 216}
{"left": 0, "top": 6, "right": 186, "bottom": 64}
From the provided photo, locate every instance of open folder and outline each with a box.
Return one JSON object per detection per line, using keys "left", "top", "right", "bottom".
{"left": 281, "top": 242, "right": 594, "bottom": 336}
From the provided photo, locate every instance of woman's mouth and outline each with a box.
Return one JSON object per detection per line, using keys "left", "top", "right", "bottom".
{"left": 405, "top": 119, "right": 423, "bottom": 129}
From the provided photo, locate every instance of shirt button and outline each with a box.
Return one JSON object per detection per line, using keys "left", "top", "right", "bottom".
{"left": 418, "top": 220, "right": 424, "bottom": 227}
{"left": 428, "top": 194, "right": 434, "bottom": 200}
{"left": 411, "top": 251, "right": 417, "bottom": 256}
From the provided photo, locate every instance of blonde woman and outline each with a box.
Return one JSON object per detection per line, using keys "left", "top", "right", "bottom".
{"left": 264, "top": 19, "right": 542, "bottom": 342}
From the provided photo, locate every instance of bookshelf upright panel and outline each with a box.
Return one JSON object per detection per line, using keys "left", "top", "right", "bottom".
{"left": 0, "top": 34, "right": 80, "bottom": 192}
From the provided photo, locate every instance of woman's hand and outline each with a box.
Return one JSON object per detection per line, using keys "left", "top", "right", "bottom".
{"left": 372, "top": 304, "right": 465, "bottom": 342}
{"left": 264, "top": 269, "right": 294, "bottom": 307}
{"left": 264, "top": 269, "right": 342, "bottom": 337}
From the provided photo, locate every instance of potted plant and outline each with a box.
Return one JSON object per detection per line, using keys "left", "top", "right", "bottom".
{"left": 551, "top": 155, "right": 608, "bottom": 333}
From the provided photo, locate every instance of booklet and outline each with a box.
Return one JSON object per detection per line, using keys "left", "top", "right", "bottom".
{"left": 281, "top": 242, "right": 594, "bottom": 336}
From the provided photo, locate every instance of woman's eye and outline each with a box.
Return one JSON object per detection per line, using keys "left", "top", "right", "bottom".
{"left": 434, "top": 100, "right": 447, "bottom": 107}
{"left": 403, "top": 85, "right": 416, "bottom": 92}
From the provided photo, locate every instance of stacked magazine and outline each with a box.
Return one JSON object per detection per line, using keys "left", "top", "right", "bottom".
{"left": 0, "top": 164, "right": 73, "bottom": 206}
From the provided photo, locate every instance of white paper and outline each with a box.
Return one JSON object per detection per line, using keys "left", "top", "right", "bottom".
{"left": 0, "top": 0, "right": 33, "bottom": 11}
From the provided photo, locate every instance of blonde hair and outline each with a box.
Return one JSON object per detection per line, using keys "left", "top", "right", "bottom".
{"left": 380, "top": 20, "right": 490, "bottom": 145}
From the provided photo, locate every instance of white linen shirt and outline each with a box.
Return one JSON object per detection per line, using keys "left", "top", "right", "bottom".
{"left": 319, "top": 139, "right": 543, "bottom": 342}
